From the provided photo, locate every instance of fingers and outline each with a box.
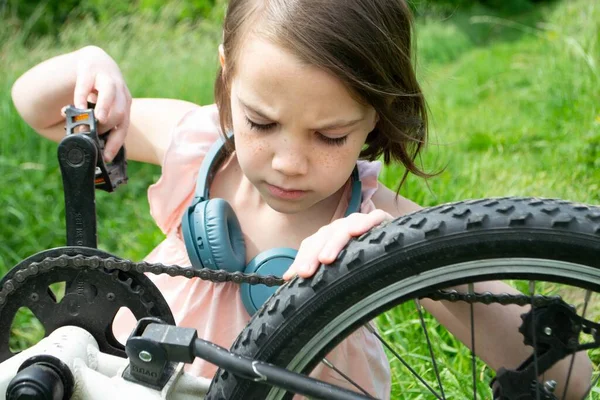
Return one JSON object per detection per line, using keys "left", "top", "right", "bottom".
{"left": 283, "top": 209, "right": 393, "bottom": 280}
{"left": 103, "top": 85, "right": 131, "bottom": 161}
{"left": 74, "top": 63, "right": 95, "bottom": 109}
{"left": 102, "top": 117, "right": 129, "bottom": 162}
{"left": 319, "top": 209, "right": 390, "bottom": 263}
{"left": 73, "top": 64, "right": 131, "bottom": 162}
{"left": 283, "top": 230, "right": 323, "bottom": 280}
{"left": 94, "top": 73, "right": 116, "bottom": 123}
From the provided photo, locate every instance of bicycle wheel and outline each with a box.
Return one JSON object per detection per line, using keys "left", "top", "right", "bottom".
{"left": 206, "top": 197, "right": 600, "bottom": 400}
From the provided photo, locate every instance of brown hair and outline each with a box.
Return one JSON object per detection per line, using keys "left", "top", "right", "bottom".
{"left": 214, "top": 0, "right": 431, "bottom": 191}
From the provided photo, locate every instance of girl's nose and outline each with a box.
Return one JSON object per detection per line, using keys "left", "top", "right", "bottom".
{"left": 271, "top": 136, "right": 309, "bottom": 177}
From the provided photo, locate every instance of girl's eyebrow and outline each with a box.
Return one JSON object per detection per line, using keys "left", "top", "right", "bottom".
{"left": 240, "top": 98, "right": 364, "bottom": 130}
{"left": 240, "top": 98, "right": 274, "bottom": 120}
{"left": 317, "top": 117, "right": 363, "bottom": 131}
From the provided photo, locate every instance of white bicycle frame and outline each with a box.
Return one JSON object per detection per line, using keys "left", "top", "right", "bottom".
{"left": 0, "top": 326, "right": 211, "bottom": 399}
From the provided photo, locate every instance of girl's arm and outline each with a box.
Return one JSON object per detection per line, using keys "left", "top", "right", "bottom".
{"left": 11, "top": 46, "right": 199, "bottom": 165}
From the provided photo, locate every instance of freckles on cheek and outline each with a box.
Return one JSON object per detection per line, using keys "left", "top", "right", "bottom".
{"left": 242, "top": 135, "right": 264, "bottom": 154}
{"left": 236, "top": 134, "right": 266, "bottom": 167}
{"left": 314, "top": 145, "right": 352, "bottom": 172}
{"left": 319, "top": 152, "right": 338, "bottom": 169}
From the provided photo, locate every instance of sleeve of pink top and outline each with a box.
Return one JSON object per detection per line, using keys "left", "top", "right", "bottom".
{"left": 148, "top": 103, "right": 222, "bottom": 235}
{"left": 357, "top": 159, "right": 383, "bottom": 213}
{"left": 111, "top": 105, "right": 390, "bottom": 398}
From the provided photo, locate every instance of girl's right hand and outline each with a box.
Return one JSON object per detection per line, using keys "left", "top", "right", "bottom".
{"left": 13, "top": 45, "right": 199, "bottom": 166}
{"left": 71, "top": 46, "right": 132, "bottom": 162}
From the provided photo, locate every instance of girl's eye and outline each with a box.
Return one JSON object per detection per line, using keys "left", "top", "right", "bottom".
{"left": 245, "top": 117, "right": 275, "bottom": 131}
{"left": 245, "top": 116, "right": 347, "bottom": 146}
{"left": 318, "top": 134, "right": 348, "bottom": 147}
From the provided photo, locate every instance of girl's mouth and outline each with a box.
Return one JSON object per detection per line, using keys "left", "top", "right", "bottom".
{"left": 266, "top": 184, "right": 307, "bottom": 200}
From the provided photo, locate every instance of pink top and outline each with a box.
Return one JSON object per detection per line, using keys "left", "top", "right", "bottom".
{"left": 113, "top": 104, "right": 390, "bottom": 398}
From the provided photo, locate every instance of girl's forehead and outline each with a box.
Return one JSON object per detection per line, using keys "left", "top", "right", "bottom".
{"left": 236, "top": 36, "right": 307, "bottom": 75}
{"left": 233, "top": 37, "right": 367, "bottom": 114}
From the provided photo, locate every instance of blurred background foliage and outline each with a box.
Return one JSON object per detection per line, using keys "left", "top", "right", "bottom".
{"left": 1, "top": 0, "right": 555, "bottom": 44}
{"left": 1, "top": 0, "right": 227, "bottom": 43}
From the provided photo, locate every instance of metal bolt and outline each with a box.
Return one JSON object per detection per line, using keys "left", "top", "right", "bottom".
{"left": 67, "top": 148, "right": 84, "bottom": 166}
{"left": 543, "top": 327, "right": 552, "bottom": 336}
{"left": 29, "top": 293, "right": 39, "bottom": 302}
{"left": 106, "top": 292, "right": 115, "bottom": 301}
{"left": 544, "top": 380, "right": 557, "bottom": 393}
{"left": 139, "top": 351, "right": 152, "bottom": 362}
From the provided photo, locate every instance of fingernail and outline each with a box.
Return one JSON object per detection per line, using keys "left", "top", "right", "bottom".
{"left": 283, "top": 264, "right": 295, "bottom": 278}
{"left": 104, "top": 151, "right": 113, "bottom": 162}
{"left": 283, "top": 271, "right": 294, "bottom": 280}
{"left": 288, "top": 264, "right": 303, "bottom": 277}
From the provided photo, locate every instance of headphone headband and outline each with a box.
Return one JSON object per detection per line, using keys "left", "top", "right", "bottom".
{"left": 346, "top": 167, "right": 362, "bottom": 217}
{"left": 193, "top": 134, "right": 229, "bottom": 203}
{"left": 193, "top": 135, "right": 362, "bottom": 215}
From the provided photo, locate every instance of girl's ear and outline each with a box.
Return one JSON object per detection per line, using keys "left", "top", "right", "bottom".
{"left": 371, "top": 111, "right": 380, "bottom": 131}
{"left": 218, "top": 44, "right": 226, "bottom": 70}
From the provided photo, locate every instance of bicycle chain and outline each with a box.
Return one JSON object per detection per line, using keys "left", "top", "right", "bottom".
{"left": 424, "top": 288, "right": 562, "bottom": 307}
{"left": 0, "top": 253, "right": 285, "bottom": 308}
{"left": 0, "top": 254, "right": 563, "bottom": 309}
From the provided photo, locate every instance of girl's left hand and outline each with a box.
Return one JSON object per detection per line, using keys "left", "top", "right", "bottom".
{"left": 283, "top": 209, "right": 393, "bottom": 280}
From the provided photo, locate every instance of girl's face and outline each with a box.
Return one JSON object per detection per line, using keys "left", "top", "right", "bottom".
{"left": 228, "top": 37, "right": 378, "bottom": 214}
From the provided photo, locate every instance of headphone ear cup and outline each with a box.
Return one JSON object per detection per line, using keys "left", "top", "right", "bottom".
{"left": 181, "top": 201, "right": 205, "bottom": 270}
{"left": 204, "top": 198, "right": 246, "bottom": 272}
{"left": 240, "top": 248, "right": 297, "bottom": 315}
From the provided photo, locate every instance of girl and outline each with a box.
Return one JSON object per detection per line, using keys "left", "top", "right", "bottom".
{"left": 11, "top": 0, "right": 591, "bottom": 398}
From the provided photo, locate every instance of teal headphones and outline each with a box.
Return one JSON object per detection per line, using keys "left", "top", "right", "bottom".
{"left": 181, "top": 135, "right": 362, "bottom": 315}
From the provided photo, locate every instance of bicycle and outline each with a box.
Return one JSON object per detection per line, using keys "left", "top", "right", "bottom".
{"left": 0, "top": 106, "right": 599, "bottom": 399}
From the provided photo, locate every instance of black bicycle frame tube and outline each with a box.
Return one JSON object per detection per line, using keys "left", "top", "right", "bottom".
{"left": 193, "top": 338, "right": 374, "bottom": 400}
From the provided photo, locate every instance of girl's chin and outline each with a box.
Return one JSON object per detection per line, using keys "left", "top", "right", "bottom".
{"left": 257, "top": 190, "right": 314, "bottom": 214}
{"left": 263, "top": 197, "right": 308, "bottom": 215}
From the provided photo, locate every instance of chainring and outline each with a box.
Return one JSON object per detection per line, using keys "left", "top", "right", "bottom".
{"left": 0, "top": 247, "right": 174, "bottom": 362}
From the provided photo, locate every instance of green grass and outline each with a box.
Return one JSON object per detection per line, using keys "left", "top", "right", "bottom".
{"left": 394, "top": 0, "right": 600, "bottom": 207}
{"left": 1, "top": 0, "right": 599, "bottom": 397}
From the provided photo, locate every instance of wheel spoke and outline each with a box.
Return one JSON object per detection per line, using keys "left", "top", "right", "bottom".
{"left": 321, "top": 358, "right": 375, "bottom": 398}
{"left": 468, "top": 283, "right": 477, "bottom": 400}
{"left": 365, "top": 323, "right": 444, "bottom": 400}
{"left": 582, "top": 374, "right": 600, "bottom": 400}
{"left": 529, "top": 280, "right": 541, "bottom": 400}
{"left": 562, "top": 289, "right": 591, "bottom": 399}
{"left": 415, "top": 298, "right": 446, "bottom": 400}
